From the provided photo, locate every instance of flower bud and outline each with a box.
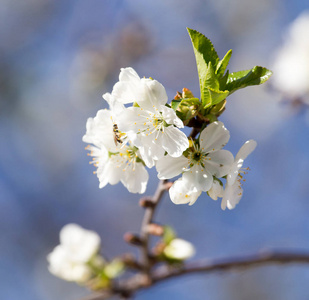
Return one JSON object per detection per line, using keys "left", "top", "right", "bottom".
{"left": 163, "top": 238, "right": 195, "bottom": 261}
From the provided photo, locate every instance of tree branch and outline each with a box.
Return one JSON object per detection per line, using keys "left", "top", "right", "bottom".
{"left": 82, "top": 250, "right": 309, "bottom": 300}
{"left": 139, "top": 180, "right": 169, "bottom": 276}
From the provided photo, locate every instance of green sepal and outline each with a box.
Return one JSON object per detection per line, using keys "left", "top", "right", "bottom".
{"left": 171, "top": 99, "right": 182, "bottom": 111}
{"left": 163, "top": 226, "right": 176, "bottom": 244}
{"left": 172, "top": 97, "right": 200, "bottom": 122}
{"left": 104, "top": 259, "right": 125, "bottom": 279}
{"left": 224, "top": 66, "right": 273, "bottom": 94}
{"left": 216, "top": 49, "right": 232, "bottom": 78}
{"left": 202, "top": 87, "right": 229, "bottom": 108}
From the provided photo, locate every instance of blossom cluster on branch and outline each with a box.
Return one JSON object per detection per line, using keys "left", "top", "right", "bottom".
{"left": 47, "top": 28, "right": 272, "bottom": 297}
{"left": 82, "top": 64, "right": 257, "bottom": 209}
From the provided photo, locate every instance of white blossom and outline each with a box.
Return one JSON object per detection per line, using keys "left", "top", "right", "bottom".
{"left": 103, "top": 67, "right": 189, "bottom": 167}
{"left": 117, "top": 104, "right": 189, "bottom": 167}
{"left": 83, "top": 109, "right": 149, "bottom": 193}
{"left": 221, "top": 140, "right": 257, "bottom": 210}
{"left": 163, "top": 238, "right": 195, "bottom": 260}
{"left": 272, "top": 11, "right": 309, "bottom": 103}
{"left": 169, "top": 178, "right": 202, "bottom": 205}
{"left": 156, "top": 121, "right": 234, "bottom": 195}
{"left": 47, "top": 224, "right": 101, "bottom": 282}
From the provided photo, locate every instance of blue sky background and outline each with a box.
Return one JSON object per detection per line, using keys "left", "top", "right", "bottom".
{"left": 1, "top": 0, "right": 309, "bottom": 299}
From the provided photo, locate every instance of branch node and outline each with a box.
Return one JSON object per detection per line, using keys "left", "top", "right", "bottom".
{"left": 146, "top": 223, "right": 164, "bottom": 236}
{"left": 123, "top": 233, "right": 143, "bottom": 246}
{"left": 139, "top": 197, "right": 155, "bottom": 208}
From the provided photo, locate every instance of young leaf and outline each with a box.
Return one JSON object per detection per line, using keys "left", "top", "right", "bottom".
{"left": 224, "top": 66, "right": 272, "bottom": 94}
{"left": 203, "top": 87, "right": 229, "bottom": 108}
{"left": 203, "top": 61, "right": 219, "bottom": 91}
{"left": 187, "top": 28, "right": 219, "bottom": 68}
{"left": 187, "top": 28, "right": 220, "bottom": 101}
{"left": 216, "top": 49, "right": 232, "bottom": 78}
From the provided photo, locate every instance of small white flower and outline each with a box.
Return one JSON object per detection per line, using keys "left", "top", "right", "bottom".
{"left": 221, "top": 139, "right": 257, "bottom": 210}
{"left": 272, "top": 11, "right": 309, "bottom": 103}
{"left": 226, "top": 139, "right": 257, "bottom": 186}
{"left": 47, "top": 245, "right": 92, "bottom": 283}
{"left": 103, "top": 67, "right": 189, "bottom": 167}
{"left": 169, "top": 178, "right": 202, "bottom": 205}
{"left": 117, "top": 104, "right": 189, "bottom": 167}
{"left": 83, "top": 109, "right": 149, "bottom": 193}
{"left": 156, "top": 121, "right": 234, "bottom": 194}
{"left": 107, "top": 67, "right": 168, "bottom": 109}
{"left": 59, "top": 224, "right": 101, "bottom": 263}
{"left": 47, "top": 224, "right": 101, "bottom": 282}
{"left": 163, "top": 238, "right": 195, "bottom": 260}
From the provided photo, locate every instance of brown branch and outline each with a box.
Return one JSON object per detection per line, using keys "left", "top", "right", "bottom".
{"left": 152, "top": 250, "right": 309, "bottom": 283}
{"left": 139, "top": 180, "right": 169, "bottom": 276}
{"left": 82, "top": 250, "right": 309, "bottom": 300}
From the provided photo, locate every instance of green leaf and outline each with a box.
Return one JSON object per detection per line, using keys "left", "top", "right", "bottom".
{"left": 219, "top": 69, "right": 229, "bottom": 90}
{"left": 187, "top": 28, "right": 219, "bottom": 68}
{"left": 216, "top": 49, "right": 232, "bottom": 78}
{"left": 203, "top": 62, "right": 219, "bottom": 91}
{"left": 187, "top": 28, "right": 220, "bottom": 101}
{"left": 224, "top": 66, "right": 273, "bottom": 94}
{"left": 203, "top": 87, "right": 229, "bottom": 108}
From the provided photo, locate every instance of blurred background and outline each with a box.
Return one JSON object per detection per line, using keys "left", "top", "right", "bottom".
{"left": 1, "top": 0, "right": 309, "bottom": 299}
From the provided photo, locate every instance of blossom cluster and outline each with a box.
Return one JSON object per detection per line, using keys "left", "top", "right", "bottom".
{"left": 83, "top": 67, "right": 256, "bottom": 210}
{"left": 47, "top": 224, "right": 195, "bottom": 282}
{"left": 47, "top": 224, "right": 101, "bottom": 283}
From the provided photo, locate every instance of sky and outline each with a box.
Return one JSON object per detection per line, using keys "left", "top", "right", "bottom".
{"left": 1, "top": 0, "right": 309, "bottom": 299}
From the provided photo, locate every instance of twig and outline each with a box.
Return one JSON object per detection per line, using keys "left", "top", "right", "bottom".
{"left": 82, "top": 250, "right": 309, "bottom": 300}
{"left": 152, "top": 250, "right": 309, "bottom": 282}
{"left": 139, "top": 180, "right": 169, "bottom": 276}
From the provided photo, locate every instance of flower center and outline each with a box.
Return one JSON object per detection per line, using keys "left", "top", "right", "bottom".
{"left": 192, "top": 151, "right": 202, "bottom": 162}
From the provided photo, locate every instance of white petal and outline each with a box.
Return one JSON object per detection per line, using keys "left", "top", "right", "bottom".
{"left": 117, "top": 107, "right": 149, "bottom": 134}
{"left": 97, "top": 160, "right": 123, "bottom": 187}
{"left": 47, "top": 245, "right": 92, "bottom": 282}
{"left": 138, "top": 135, "right": 166, "bottom": 168}
{"left": 102, "top": 93, "right": 125, "bottom": 117}
{"left": 156, "top": 155, "right": 188, "bottom": 179}
{"left": 139, "top": 78, "right": 168, "bottom": 109}
{"left": 60, "top": 224, "right": 101, "bottom": 263}
{"left": 160, "top": 105, "right": 184, "bottom": 128}
{"left": 199, "top": 121, "right": 230, "bottom": 153}
{"left": 182, "top": 164, "right": 213, "bottom": 192}
{"left": 208, "top": 180, "right": 224, "bottom": 200}
{"left": 205, "top": 150, "right": 234, "bottom": 177}
{"left": 161, "top": 126, "right": 189, "bottom": 157}
{"left": 122, "top": 163, "right": 149, "bottom": 194}
{"left": 112, "top": 68, "right": 142, "bottom": 104}
{"left": 227, "top": 140, "right": 256, "bottom": 186}
{"left": 82, "top": 109, "right": 115, "bottom": 150}
{"left": 169, "top": 178, "right": 202, "bottom": 205}
{"left": 221, "top": 180, "right": 243, "bottom": 210}
{"left": 235, "top": 139, "right": 257, "bottom": 161}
